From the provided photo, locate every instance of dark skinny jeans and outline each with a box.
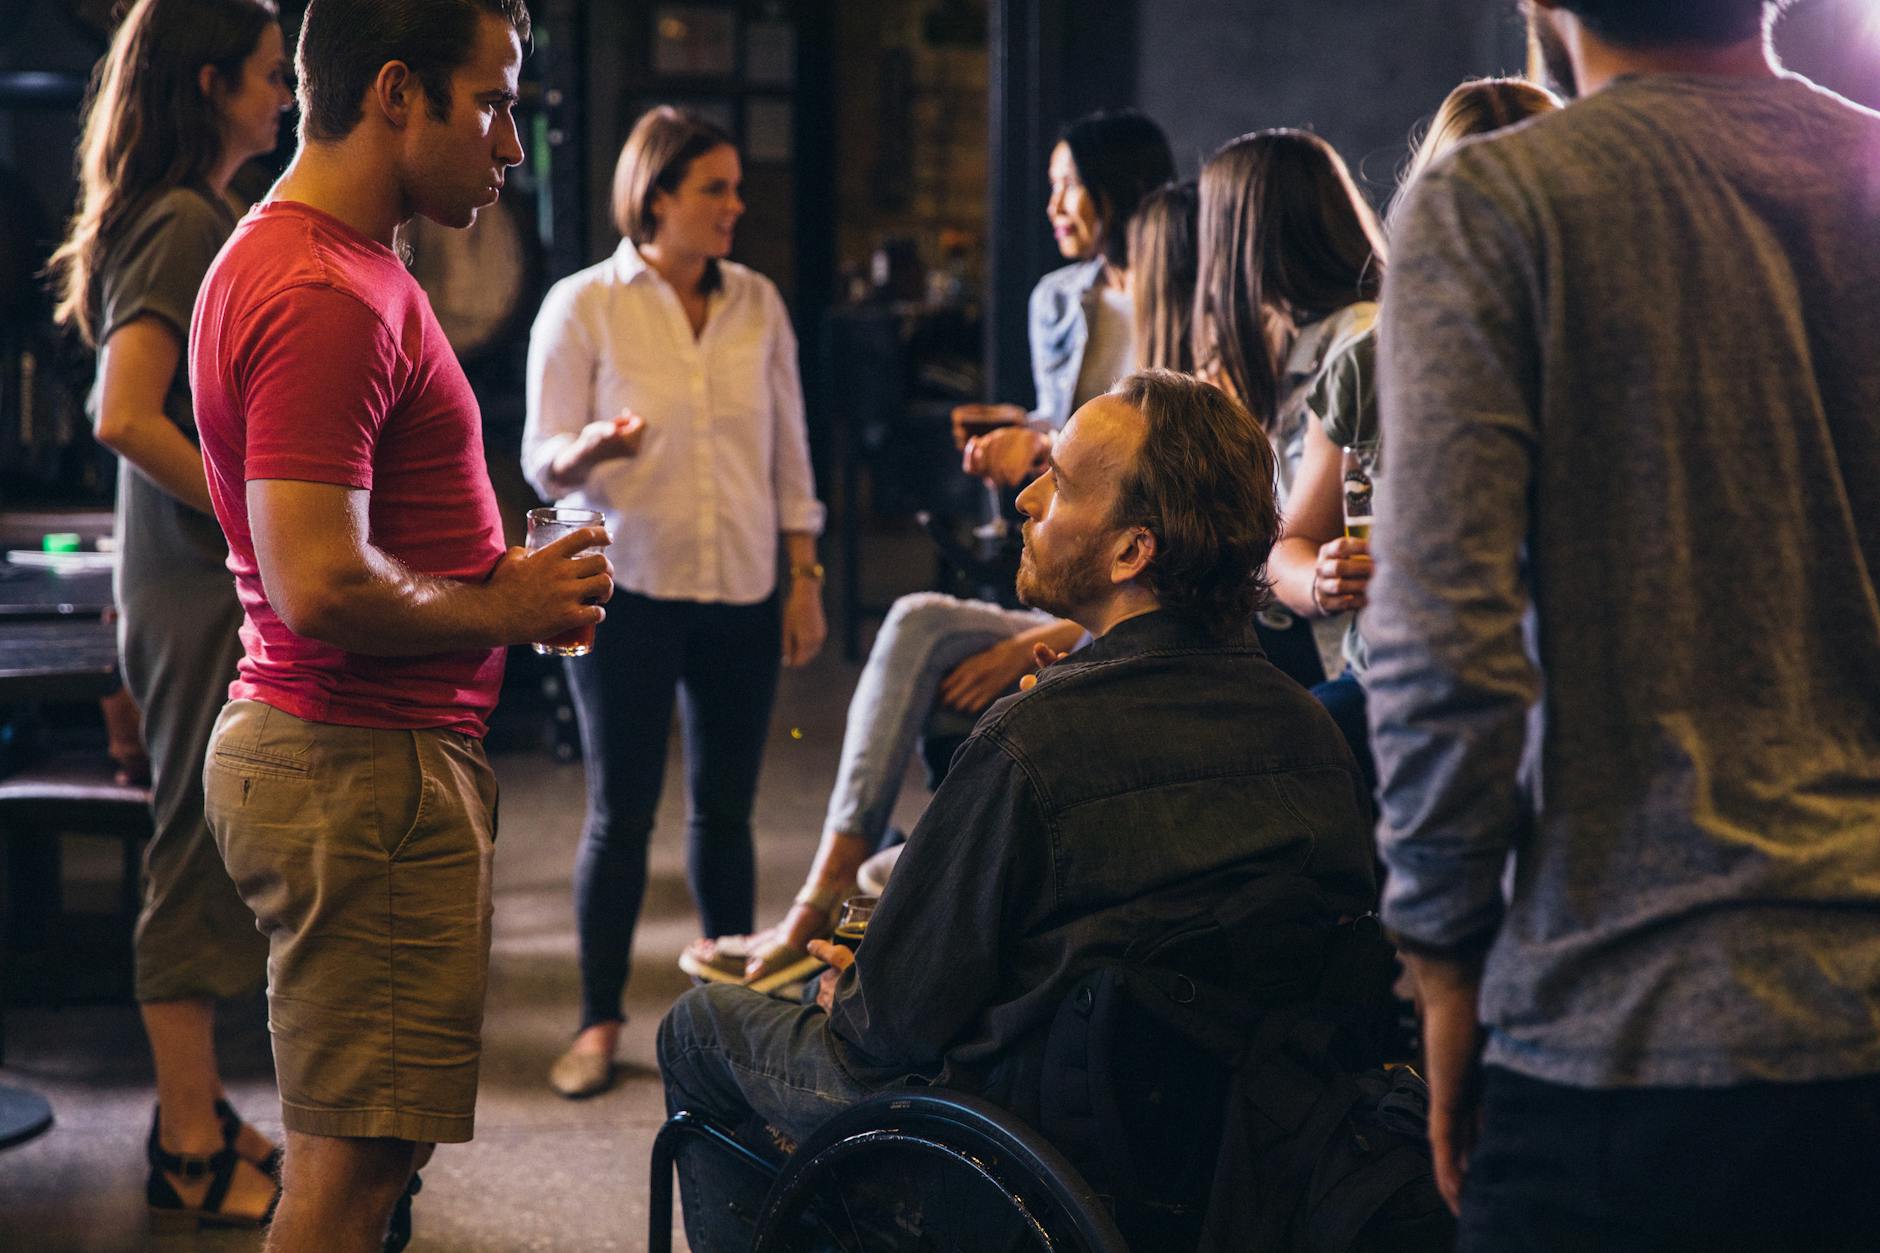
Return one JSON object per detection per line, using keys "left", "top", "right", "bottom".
{"left": 564, "top": 587, "right": 780, "bottom": 1031}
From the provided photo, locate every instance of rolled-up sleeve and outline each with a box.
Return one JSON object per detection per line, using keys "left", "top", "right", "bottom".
{"left": 1366, "top": 156, "right": 1542, "bottom": 953}
{"left": 522, "top": 278, "right": 595, "bottom": 500}
{"left": 766, "top": 286, "right": 825, "bottom": 536}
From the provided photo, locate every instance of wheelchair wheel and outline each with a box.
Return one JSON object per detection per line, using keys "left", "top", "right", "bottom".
{"left": 752, "top": 1090, "right": 1130, "bottom": 1253}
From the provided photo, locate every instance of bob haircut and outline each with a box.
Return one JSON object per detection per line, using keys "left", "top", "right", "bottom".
{"left": 610, "top": 105, "right": 737, "bottom": 290}
{"left": 1058, "top": 109, "right": 1176, "bottom": 271}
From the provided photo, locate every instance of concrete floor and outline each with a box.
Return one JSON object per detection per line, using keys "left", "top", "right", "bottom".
{"left": 0, "top": 580, "right": 939, "bottom": 1252}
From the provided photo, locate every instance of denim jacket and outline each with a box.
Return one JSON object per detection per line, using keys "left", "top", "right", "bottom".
{"left": 828, "top": 610, "right": 1376, "bottom": 1096}
{"left": 1026, "top": 257, "right": 1107, "bottom": 431}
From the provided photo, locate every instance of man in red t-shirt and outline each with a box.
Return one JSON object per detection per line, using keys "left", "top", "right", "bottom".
{"left": 188, "top": 2, "right": 605, "bottom": 1248}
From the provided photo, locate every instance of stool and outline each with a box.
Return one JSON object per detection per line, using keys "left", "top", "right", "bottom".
{"left": 0, "top": 752, "right": 152, "bottom": 1065}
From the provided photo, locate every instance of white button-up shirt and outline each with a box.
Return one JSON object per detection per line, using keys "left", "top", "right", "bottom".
{"left": 523, "top": 242, "right": 825, "bottom": 604}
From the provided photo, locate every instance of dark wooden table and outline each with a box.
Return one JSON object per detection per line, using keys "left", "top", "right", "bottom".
{"left": 0, "top": 557, "right": 118, "bottom": 1151}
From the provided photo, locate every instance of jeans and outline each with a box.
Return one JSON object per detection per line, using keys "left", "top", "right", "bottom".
{"left": 1310, "top": 669, "right": 1375, "bottom": 797}
{"left": 658, "top": 983, "right": 878, "bottom": 1252}
{"left": 564, "top": 589, "right": 781, "bottom": 1030}
{"left": 822, "top": 592, "right": 1051, "bottom": 843}
{"left": 1459, "top": 1066, "right": 1880, "bottom": 1253}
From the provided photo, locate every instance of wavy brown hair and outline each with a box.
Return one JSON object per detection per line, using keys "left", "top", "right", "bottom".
{"left": 1110, "top": 369, "right": 1280, "bottom": 640}
{"left": 47, "top": 0, "right": 278, "bottom": 346}
{"left": 611, "top": 105, "right": 737, "bottom": 295}
{"left": 1192, "top": 129, "right": 1385, "bottom": 427}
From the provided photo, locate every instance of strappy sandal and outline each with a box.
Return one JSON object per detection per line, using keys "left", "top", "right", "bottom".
{"left": 146, "top": 1108, "right": 280, "bottom": 1232}
{"left": 215, "top": 1097, "right": 283, "bottom": 1180}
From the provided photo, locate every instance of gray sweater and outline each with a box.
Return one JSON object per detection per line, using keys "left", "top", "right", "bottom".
{"left": 1369, "top": 72, "right": 1880, "bottom": 1088}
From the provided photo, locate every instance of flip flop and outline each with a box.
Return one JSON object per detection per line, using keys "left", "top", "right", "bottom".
{"left": 679, "top": 932, "right": 825, "bottom": 994}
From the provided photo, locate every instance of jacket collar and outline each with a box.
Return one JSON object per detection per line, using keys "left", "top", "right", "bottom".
{"left": 1073, "top": 609, "right": 1253, "bottom": 668}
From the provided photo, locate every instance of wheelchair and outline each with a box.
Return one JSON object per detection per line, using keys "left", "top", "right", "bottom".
{"left": 649, "top": 1087, "right": 1130, "bottom": 1253}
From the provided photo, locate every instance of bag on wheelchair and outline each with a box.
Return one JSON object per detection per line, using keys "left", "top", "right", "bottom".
{"left": 1034, "top": 894, "right": 1453, "bottom": 1253}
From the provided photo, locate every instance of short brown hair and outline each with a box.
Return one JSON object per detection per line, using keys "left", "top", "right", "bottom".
{"left": 1110, "top": 369, "right": 1280, "bottom": 640}
{"left": 296, "top": 0, "right": 531, "bottom": 143}
{"left": 611, "top": 106, "right": 735, "bottom": 245}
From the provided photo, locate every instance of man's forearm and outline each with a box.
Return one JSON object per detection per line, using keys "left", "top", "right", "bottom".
{"left": 278, "top": 545, "right": 510, "bottom": 656}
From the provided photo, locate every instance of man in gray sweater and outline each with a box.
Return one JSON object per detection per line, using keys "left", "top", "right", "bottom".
{"left": 1367, "top": 1, "right": 1880, "bottom": 1248}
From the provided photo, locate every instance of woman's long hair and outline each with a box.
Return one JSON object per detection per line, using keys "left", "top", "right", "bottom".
{"left": 1128, "top": 180, "right": 1198, "bottom": 373}
{"left": 1396, "top": 77, "right": 1560, "bottom": 212}
{"left": 48, "top": 0, "right": 277, "bottom": 346}
{"left": 1192, "top": 129, "right": 1385, "bottom": 425}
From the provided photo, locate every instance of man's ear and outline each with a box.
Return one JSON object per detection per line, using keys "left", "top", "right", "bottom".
{"left": 1110, "top": 526, "right": 1156, "bottom": 586}
{"left": 371, "top": 60, "right": 419, "bottom": 129}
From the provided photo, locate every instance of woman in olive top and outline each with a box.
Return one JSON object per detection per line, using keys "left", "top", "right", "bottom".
{"left": 47, "top": 0, "right": 291, "bottom": 1229}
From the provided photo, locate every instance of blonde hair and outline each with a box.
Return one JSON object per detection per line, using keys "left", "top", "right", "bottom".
{"left": 1399, "top": 77, "right": 1561, "bottom": 195}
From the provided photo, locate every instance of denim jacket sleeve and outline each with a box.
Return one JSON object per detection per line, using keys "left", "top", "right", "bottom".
{"left": 828, "top": 731, "right": 1049, "bottom": 1073}
{"left": 1026, "top": 258, "right": 1105, "bottom": 432}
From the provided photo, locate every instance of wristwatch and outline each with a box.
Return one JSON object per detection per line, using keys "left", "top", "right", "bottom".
{"left": 789, "top": 561, "right": 825, "bottom": 584}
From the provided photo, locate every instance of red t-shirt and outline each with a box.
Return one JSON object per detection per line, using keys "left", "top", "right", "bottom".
{"left": 191, "top": 201, "right": 506, "bottom": 736}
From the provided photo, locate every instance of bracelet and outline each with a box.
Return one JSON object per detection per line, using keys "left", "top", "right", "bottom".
{"left": 1310, "top": 578, "right": 1329, "bottom": 617}
{"left": 789, "top": 561, "right": 825, "bottom": 584}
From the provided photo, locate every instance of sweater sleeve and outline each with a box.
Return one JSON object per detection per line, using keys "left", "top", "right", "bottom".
{"left": 1365, "top": 154, "right": 1542, "bottom": 953}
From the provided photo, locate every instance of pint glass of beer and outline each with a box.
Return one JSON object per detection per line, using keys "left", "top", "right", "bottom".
{"left": 525, "top": 506, "right": 605, "bottom": 657}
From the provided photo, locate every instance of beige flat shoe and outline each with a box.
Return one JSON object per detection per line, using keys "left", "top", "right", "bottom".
{"left": 548, "top": 1047, "right": 615, "bottom": 1099}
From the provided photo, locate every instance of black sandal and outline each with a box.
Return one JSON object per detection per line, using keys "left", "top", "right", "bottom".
{"left": 215, "top": 1097, "right": 284, "bottom": 1180}
{"left": 146, "top": 1108, "right": 280, "bottom": 1232}
{"left": 384, "top": 1170, "right": 422, "bottom": 1253}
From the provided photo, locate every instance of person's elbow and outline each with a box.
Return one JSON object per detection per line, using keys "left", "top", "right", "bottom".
{"left": 259, "top": 559, "right": 362, "bottom": 645}
{"left": 91, "top": 402, "right": 140, "bottom": 456}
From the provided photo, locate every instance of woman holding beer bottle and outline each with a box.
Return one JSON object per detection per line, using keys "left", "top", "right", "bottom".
{"left": 1263, "top": 78, "right": 1560, "bottom": 788}
{"left": 522, "top": 106, "right": 826, "bottom": 1099}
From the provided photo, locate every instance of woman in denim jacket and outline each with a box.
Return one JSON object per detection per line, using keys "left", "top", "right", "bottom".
{"left": 682, "top": 112, "right": 1176, "bottom": 989}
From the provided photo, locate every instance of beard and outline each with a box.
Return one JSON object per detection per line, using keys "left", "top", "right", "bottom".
{"left": 1015, "top": 525, "right": 1113, "bottom": 623}
{"left": 1527, "top": 4, "right": 1580, "bottom": 99}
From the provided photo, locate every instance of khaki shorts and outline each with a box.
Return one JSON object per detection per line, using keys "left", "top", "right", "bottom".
{"left": 204, "top": 699, "right": 498, "bottom": 1143}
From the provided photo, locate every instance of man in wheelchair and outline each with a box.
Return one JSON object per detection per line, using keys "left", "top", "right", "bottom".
{"left": 658, "top": 369, "right": 1377, "bottom": 1250}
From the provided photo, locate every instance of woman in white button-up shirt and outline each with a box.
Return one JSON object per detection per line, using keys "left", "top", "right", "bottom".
{"left": 523, "top": 107, "right": 826, "bottom": 1097}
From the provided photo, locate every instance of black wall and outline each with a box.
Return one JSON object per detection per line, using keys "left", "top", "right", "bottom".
{"left": 1134, "top": 0, "right": 1880, "bottom": 207}
{"left": 1135, "top": 0, "right": 1530, "bottom": 201}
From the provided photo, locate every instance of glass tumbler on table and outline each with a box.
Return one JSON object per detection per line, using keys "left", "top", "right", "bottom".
{"left": 525, "top": 506, "right": 605, "bottom": 657}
